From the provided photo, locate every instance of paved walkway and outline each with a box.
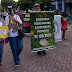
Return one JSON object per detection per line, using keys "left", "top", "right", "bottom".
{"left": 0, "top": 19, "right": 72, "bottom": 72}
{"left": 1, "top": 32, "right": 72, "bottom": 72}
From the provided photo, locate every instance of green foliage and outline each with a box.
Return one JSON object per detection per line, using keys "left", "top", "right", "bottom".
{"left": 1, "top": 0, "right": 7, "bottom": 9}
{"left": 1, "top": 0, "right": 15, "bottom": 9}
{"left": 16, "top": 0, "right": 30, "bottom": 10}
{"left": 16, "top": 0, "right": 52, "bottom": 10}
{"left": 35, "top": 0, "right": 43, "bottom": 4}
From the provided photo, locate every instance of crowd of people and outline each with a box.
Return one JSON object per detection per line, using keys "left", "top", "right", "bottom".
{"left": 0, "top": 3, "right": 68, "bottom": 68}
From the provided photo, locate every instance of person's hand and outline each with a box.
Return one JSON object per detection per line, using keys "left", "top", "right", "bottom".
{"left": 9, "top": 15, "right": 12, "bottom": 20}
{"left": 12, "top": 18, "right": 18, "bottom": 23}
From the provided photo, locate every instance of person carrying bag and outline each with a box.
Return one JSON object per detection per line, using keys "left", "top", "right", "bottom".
{"left": 5, "top": 9, "right": 24, "bottom": 66}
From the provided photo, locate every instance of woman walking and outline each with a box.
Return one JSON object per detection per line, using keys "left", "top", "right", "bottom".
{"left": 5, "top": 9, "right": 23, "bottom": 66}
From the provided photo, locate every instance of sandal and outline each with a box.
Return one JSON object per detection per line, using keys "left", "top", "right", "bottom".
{"left": 63, "top": 38, "right": 66, "bottom": 40}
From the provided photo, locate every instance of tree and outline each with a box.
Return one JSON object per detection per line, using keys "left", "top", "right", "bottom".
{"left": 1, "top": 0, "right": 15, "bottom": 10}
{"left": 16, "top": 0, "right": 30, "bottom": 10}
{"left": 16, "top": 0, "right": 52, "bottom": 10}
{"left": 35, "top": 0, "right": 52, "bottom": 10}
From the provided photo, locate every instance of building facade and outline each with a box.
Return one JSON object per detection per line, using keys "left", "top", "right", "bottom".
{"left": 51, "top": 0, "right": 72, "bottom": 16}
{"left": 51, "top": 0, "right": 66, "bottom": 13}
{"left": 0, "top": 4, "right": 1, "bottom": 10}
{"left": 65, "top": 0, "right": 72, "bottom": 16}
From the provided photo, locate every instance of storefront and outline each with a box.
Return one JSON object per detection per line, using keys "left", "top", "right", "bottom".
{"left": 65, "top": 0, "right": 72, "bottom": 18}
{"left": 51, "top": 0, "right": 66, "bottom": 13}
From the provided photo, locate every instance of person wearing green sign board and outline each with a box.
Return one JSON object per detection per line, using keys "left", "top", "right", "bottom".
{"left": 33, "top": 3, "right": 46, "bottom": 55}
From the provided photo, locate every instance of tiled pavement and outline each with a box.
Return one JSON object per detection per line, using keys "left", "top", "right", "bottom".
{"left": 0, "top": 20, "right": 72, "bottom": 72}
{"left": 0, "top": 31, "right": 72, "bottom": 72}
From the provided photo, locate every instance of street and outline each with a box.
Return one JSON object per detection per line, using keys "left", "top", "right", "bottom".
{"left": 0, "top": 22, "right": 72, "bottom": 72}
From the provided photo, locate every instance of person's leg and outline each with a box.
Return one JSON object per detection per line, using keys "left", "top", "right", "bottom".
{"left": 62, "top": 30, "right": 63, "bottom": 39}
{"left": 8, "top": 37, "right": 20, "bottom": 65}
{"left": 0, "top": 40, "right": 4, "bottom": 66}
{"left": 63, "top": 30, "right": 66, "bottom": 40}
{"left": 42, "top": 50, "right": 46, "bottom": 55}
{"left": 17, "top": 36, "right": 23, "bottom": 57}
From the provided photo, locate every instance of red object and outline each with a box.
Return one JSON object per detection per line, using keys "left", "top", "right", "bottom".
{"left": 53, "top": 10, "right": 55, "bottom": 12}
{"left": 19, "top": 12, "right": 22, "bottom": 19}
{"left": 5, "top": 38, "right": 8, "bottom": 44}
{"left": 24, "top": 23, "right": 30, "bottom": 27}
{"left": 61, "top": 20, "right": 67, "bottom": 30}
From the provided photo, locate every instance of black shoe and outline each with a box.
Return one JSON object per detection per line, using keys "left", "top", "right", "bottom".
{"left": 37, "top": 51, "right": 42, "bottom": 55}
{"left": 43, "top": 50, "right": 46, "bottom": 55}
{"left": 15, "top": 64, "right": 20, "bottom": 67}
{"left": 15, "top": 61, "right": 20, "bottom": 67}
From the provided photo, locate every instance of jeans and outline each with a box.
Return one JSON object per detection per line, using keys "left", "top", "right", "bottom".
{"left": 8, "top": 36, "right": 23, "bottom": 65}
{"left": 0, "top": 40, "right": 4, "bottom": 62}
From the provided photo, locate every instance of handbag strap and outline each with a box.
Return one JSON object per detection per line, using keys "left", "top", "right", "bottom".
{"left": 16, "top": 15, "right": 22, "bottom": 29}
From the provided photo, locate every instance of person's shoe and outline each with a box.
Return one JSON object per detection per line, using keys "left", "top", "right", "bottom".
{"left": 15, "top": 62, "right": 20, "bottom": 67}
{"left": 15, "top": 63, "right": 20, "bottom": 67}
{"left": 37, "top": 51, "right": 42, "bottom": 55}
{"left": 0, "top": 63, "right": 4, "bottom": 66}
{"left": 63, "top": 38, "right": 66, "bottom": 40}
{"left": 43, "top": 50, "right": 46, "bottom": 55}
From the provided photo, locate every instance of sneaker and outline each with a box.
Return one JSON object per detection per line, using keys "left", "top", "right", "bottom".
{"left": 15, "top": 62, "right": 20, "bottom": 67}
{"left": 15, "top": 64, "right": 20, "bottom": 67}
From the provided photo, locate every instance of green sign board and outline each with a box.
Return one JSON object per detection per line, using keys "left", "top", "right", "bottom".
{"left": 30, "top": 11, "right": 55, "bottom": 52}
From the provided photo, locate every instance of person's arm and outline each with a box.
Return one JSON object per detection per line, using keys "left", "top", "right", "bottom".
{"left": 5, "top": 15, "right": 11, "bottom": 29}
{"left": 8, "top": 19, "right": 11, "bottom": 29}
{"left": 12, "top": 15, "right": 22, "bottom": 26}
{"left": 13, "top": 18, "right": 22, "bottom": 26}
{"left": 61, "top": 16, "right": 64, "bottom": 21}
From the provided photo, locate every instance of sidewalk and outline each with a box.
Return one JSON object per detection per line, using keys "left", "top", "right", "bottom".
{"left": 68, "top": 19, "right": 72, "bottom": 24}
{"left": 0, "top": 18, "right": 72, "bottom": 72}
{"left": 0, "top": 30, "right": 72, "bottom": 72}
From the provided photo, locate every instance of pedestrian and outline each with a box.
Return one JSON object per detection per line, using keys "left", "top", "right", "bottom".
{"left": 3, "top": 10, "right": 8, "bottom": 20}
{"left": 5, "top": 8, "right": 23, "bottom": 66}
{"left": 0, "top": 22, "right": 4, "bottom": 68}
{"left": 33, "top": 3, "right": 46, "bottom": 55}
{"left": 61, "top": 12, "right": 67, "bottom": 40}
{"left": 68, "top": 12, "right": 71, "bottom": 20}
{"left": 0, "top": 11, "right": 2, "bottom": 19}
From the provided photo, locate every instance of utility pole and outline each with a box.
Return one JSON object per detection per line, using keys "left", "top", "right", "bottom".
{"left": 56, "top": 0, "right": 58, "bottom": 9}
{"left": 62, "top": 0, "right": 64, "bottom": 11}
